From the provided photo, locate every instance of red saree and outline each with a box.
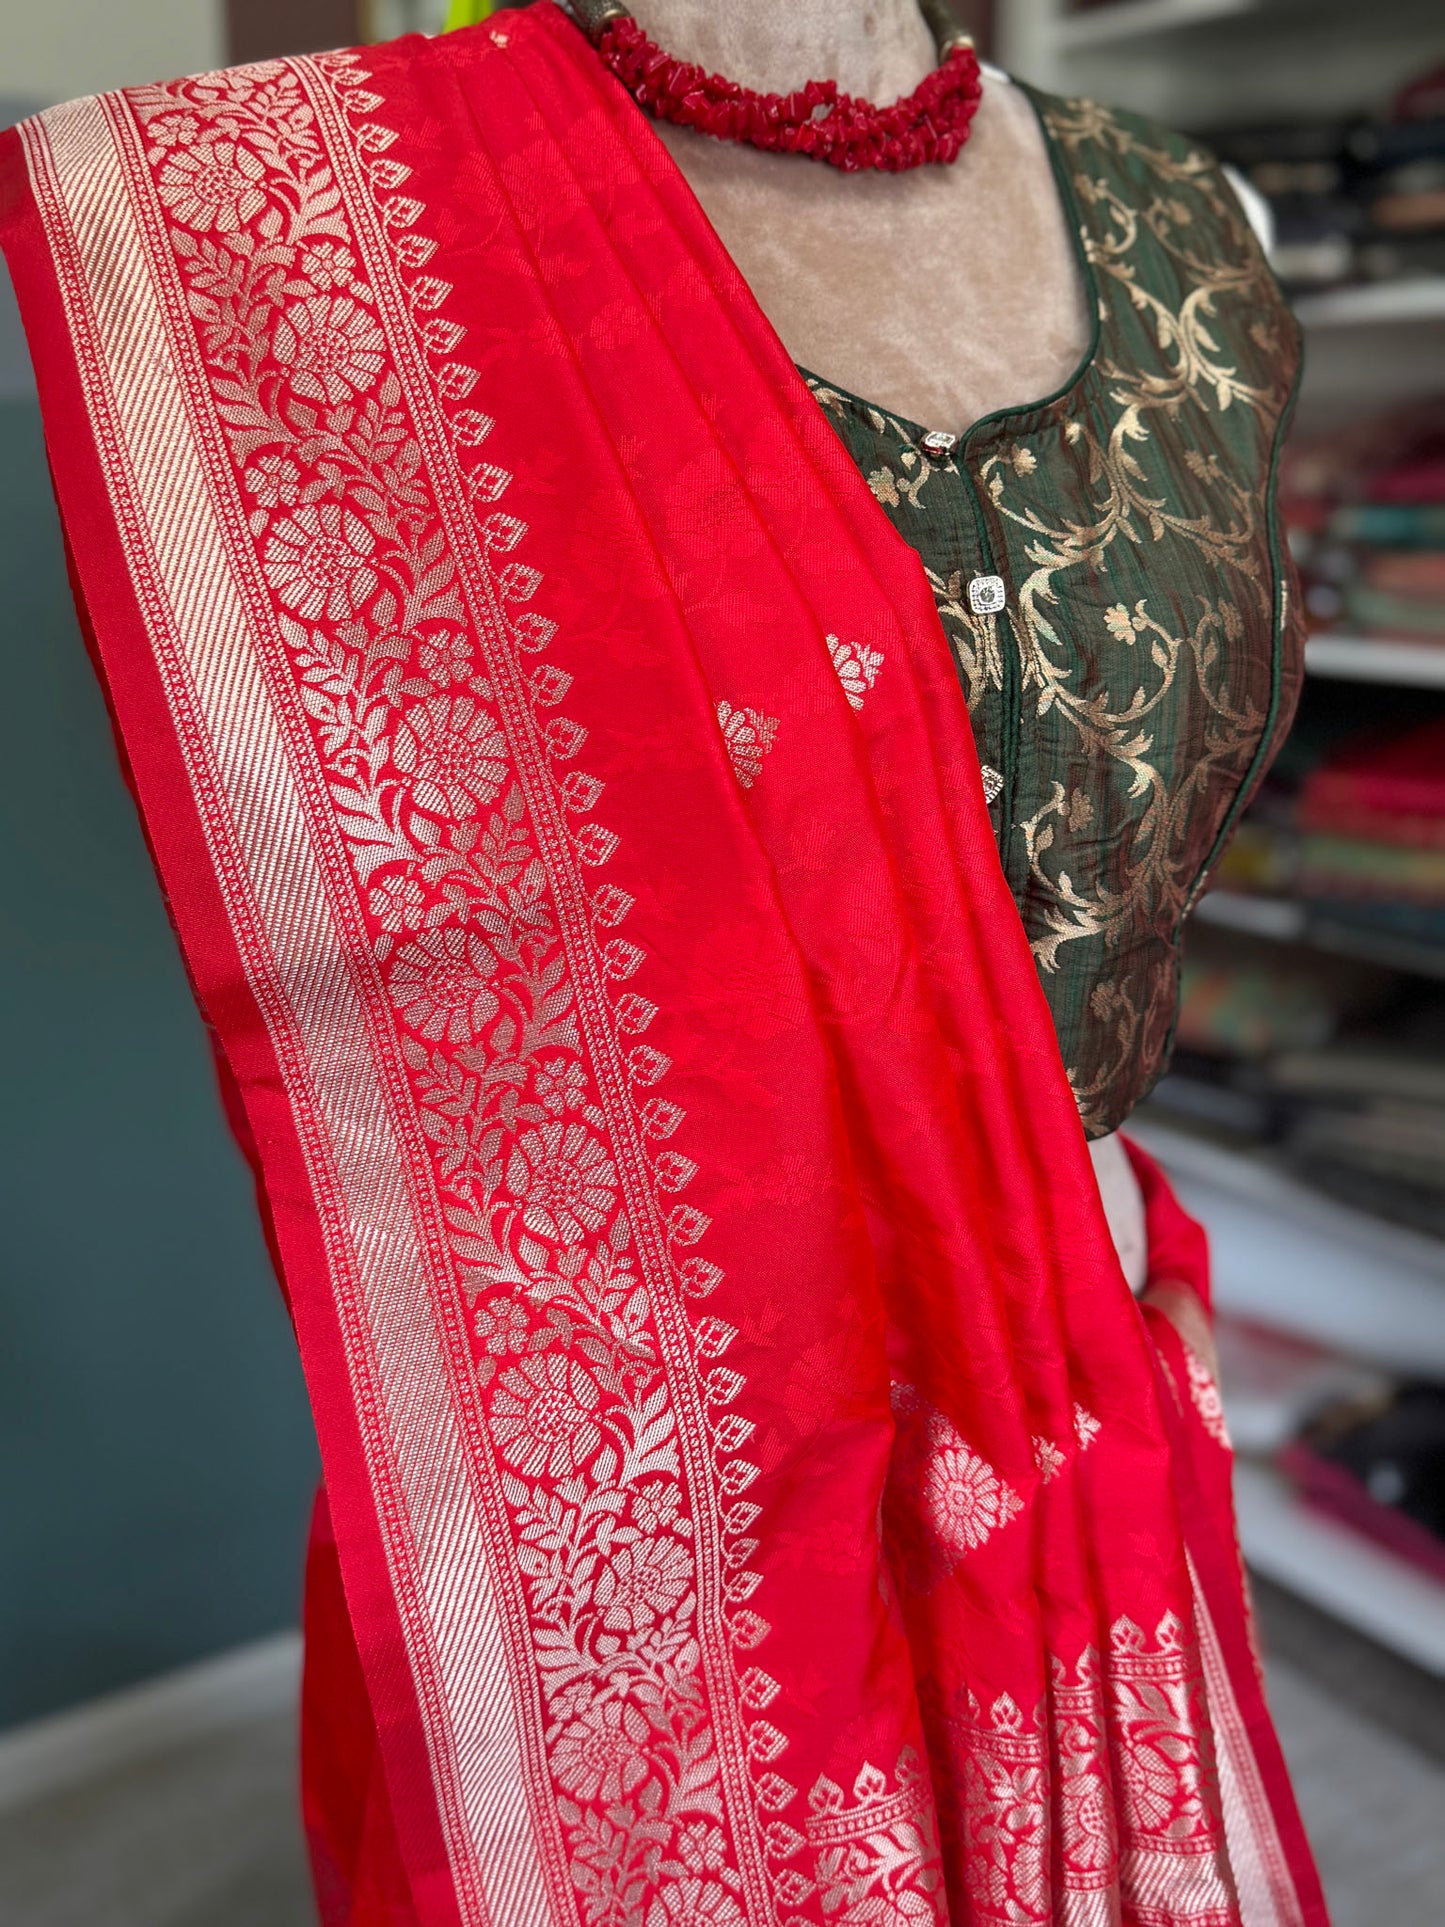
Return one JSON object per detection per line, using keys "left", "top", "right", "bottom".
{"left": 0, "top": 8, "right": 1327, "bottom": 1924}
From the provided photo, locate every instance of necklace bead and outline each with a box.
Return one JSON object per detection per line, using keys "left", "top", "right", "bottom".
{"left": 578, "top": 9, "right": 984, "bottom": 174}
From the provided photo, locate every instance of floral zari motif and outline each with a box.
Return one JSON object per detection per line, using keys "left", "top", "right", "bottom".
{"left": 827, "top": 633, "right": 885, "bottom": 712}
{"left": 805, "top": 1753, "right": 946, "bottom": 1925}
{"left": 122, "top": 50, "right": 783, "bottom": 1926}
{"left": 887, "top": 1381, "right": 1026, "bottom": 1589}
{"left": 949, "top": 1617, "right": 1238, "bottom": 1927}
{"left": 717, "top": 699, "right": 780, "bottom": 788}
{"left": 887, "top": 1382, "right": 1236, "bottom": 1925}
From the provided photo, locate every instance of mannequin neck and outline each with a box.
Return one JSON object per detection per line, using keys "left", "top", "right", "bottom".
{"left": 622, "top": 1, "right": 939, "bottom": 105}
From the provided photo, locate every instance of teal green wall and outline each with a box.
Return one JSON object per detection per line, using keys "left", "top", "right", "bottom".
{"left": 0, "top": 398, "right": 318, "bottom": 1728}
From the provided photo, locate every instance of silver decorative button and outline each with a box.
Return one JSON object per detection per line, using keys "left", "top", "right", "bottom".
{"left": 918, "top": 429, "right": 958, "bottom": 462}
{"left": 967, "top": 573, "right": 1007, "bottom": 616}
{"left": 980, "top": 763, "right": 1004, "bottom": 804}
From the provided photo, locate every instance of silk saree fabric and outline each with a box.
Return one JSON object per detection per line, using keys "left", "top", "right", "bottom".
{"left": 0, "top": 7, "right": 1327, "bottom": 1924}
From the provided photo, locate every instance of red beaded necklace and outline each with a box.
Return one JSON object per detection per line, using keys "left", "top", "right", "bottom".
{"left": 571, "top": 1, "right": 984, "bottom": 174}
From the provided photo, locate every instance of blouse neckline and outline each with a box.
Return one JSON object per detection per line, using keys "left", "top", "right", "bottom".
{"left": 794, "top": 81, "right": 1105, "bottom": 452}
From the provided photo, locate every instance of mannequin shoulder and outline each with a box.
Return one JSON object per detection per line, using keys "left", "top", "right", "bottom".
{"left": 999, "top": 78, "right": 1276, "bottom": 263}
{"left": 1221, "top": 166, "right": 1275, "bottom": 253}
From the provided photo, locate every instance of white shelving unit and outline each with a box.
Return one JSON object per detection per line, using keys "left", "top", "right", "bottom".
{"left": 1132, "top": 1122, "right": 1445, "bottom": 1668}
{"left": 1194, "top": 891, "right": 1306, "bottom": 942}
{"left": 1235, "top": 1463, "right": 1445, "bottom": 1676}
{"left": 1137, "top": 1117, "right": 1445, "bottom": 1670}
{"left": 1293, "top": 278, "right": 1445, "bottom": 330}
{"left": 1195, "top": 888, "right": 1445, "bottom": 979}
{"left": 1129, "top": 1121, "right": 1445, "bottom": 1375}
{"left": 1304, "top": 636, "right": 1445, "bottom": 688}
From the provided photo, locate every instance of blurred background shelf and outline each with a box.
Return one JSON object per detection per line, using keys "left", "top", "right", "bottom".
{"left": 1194, "top": 890, "right": 1309, "bottom": 942}
{"left": 1136, "top": 1119, "right": 1445, "bottom": 1669}
{"left": 1235, "top": 1461, "right": 1445, "bottom": 1673}
{"left": 1004, "top": 0, "right": 1445, "bottom": 146}
{"left": 1049, "top": 0, "right": 1443, "bottom": 58}
{"left": 1292, "top": 284, "right": 1445, "bottom": 414}
{"left": 1294, "top": 277, "right": 1445, "bottom": 328}
{"left": 1052, "top": 0, "right": 1253, "bottom": 53}
{"left": 1196, "top": 888, "right": 1445, "bottom": 979}
{"left": 1131, "top": 1119, "right": 1445, "bottom": 1374}
{"left": 1304, "top": 636, "right": 1445, "bottom": 687}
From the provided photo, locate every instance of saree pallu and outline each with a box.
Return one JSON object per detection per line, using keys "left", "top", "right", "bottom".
{"left": 0, "top": 7, "right": 1328, "bottom": 1924}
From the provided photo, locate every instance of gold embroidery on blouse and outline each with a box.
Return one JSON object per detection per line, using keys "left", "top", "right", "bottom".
{"left": 809, "top": 97, "right": 1302, "bottom": 1136}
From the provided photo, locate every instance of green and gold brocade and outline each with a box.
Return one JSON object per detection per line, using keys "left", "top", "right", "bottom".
{"left": 808, "top": 91, "right": 1304, "bottom": 1137}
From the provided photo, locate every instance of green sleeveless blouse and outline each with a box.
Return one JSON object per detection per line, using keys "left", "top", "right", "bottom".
{"left": 807, "top": 90, "right": 1304, "bottom": 1137}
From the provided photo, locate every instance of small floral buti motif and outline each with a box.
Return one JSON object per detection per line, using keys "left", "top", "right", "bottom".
{"left": 922, "top": 1430, "right": 1023, "bottom": 1557}
{"left": 1031, "top": 1434, "right": 1066, "bottom": 1484}
{"left": 1029, "top": 1403, "right": 1101, "bottom": 1488}
{"left": 715, "top": 699, "right": 778, "bottom": 788}
{"left": 886, "top": 1381, "right": 1024, "bottom": 1588}
{"left": 826, "top": 633, "right": 885, "bottom": 711}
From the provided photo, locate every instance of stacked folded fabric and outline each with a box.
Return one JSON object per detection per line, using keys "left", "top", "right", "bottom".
{"left": 1281, "top": 1381, "right": 1445, "bottom": 1583}
{"left": 1203, "top": 60, "right": 1445, "bottom": 289}
{"left": 1283, "top": 400, "right": 1445, "bottom": 650}
{"left": 1339, "top": 548, "right": 1445, "bottom": 640}
{"left": 1164, "top": 709, "right": 1445, "bottom": 1230}
{"left": 1296, "top": 714, "right": 1445, "bottom": 902}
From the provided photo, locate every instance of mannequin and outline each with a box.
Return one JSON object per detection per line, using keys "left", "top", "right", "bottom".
{"left": 639, "top": 0, "right": 1090, "bottom": 433}
{"left": 636, "top": 0, "right": 1148, "bottom": 1281}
